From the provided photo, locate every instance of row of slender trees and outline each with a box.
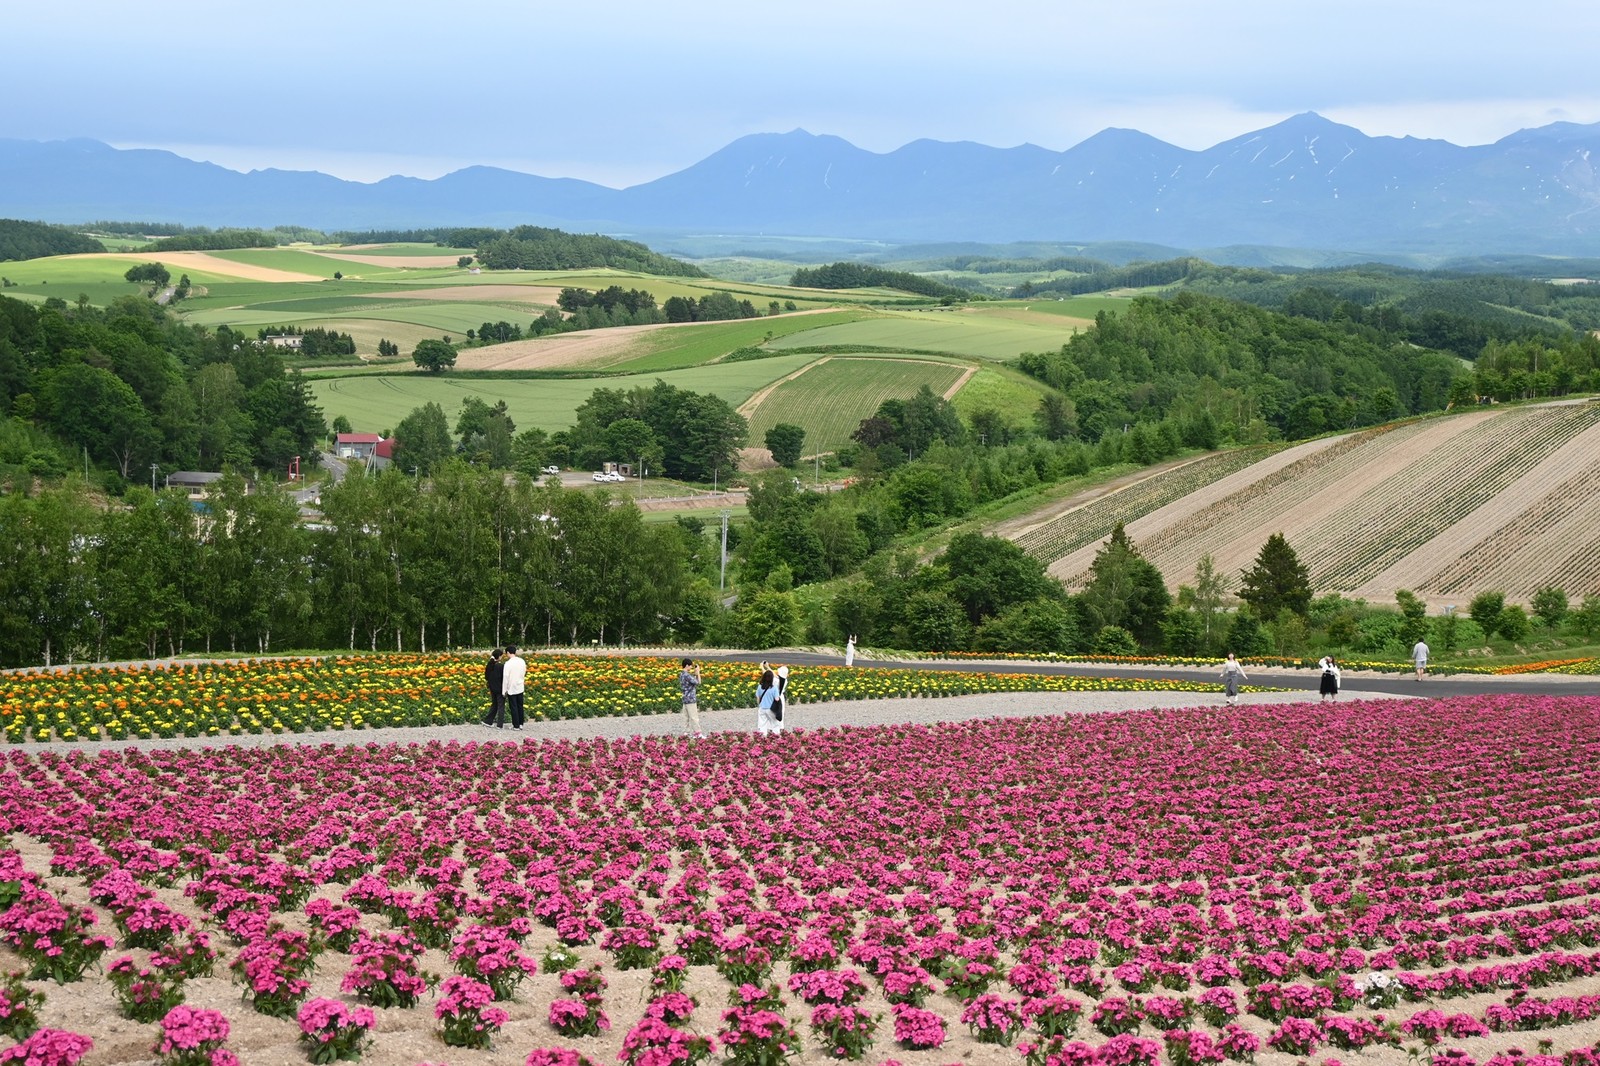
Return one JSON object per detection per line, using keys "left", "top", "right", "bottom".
{"left": 0, "top": 465, "right": 703, "bottom": 668}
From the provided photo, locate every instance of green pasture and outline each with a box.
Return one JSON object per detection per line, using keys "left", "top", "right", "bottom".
{"left": 323, "top": 243, "right": 477, "bottom": 257}
{"left": 764, "top": 307, "right": 1081, "bottom": 360}
{"left": 947, "top": 366, "right": 1054, "bottom": 428}
{"left": 89, "top": 237, "right": 156, "bottom": 252}
{"left": 1007, "top": 294, "right": 1135, "bottom": 319}
{"left": 641, "top": 502, "right": 748, "bottom": 524}
{"left": 310, "top": 352, "right": 821, "bottom": 435}
{"left": 744, "top": 356, "right": 971, "bottom": 455}
{"left": 213, "top": 303, "right": 531, "bottom": 338}
{"left": 603, "top": 309, "right": 874, "bottom": 372}
{"left": 0, "top": 254, "right": 245, "bottom": 307}
{"left": 0, "top": 255, "right": 205, "bottom": 286}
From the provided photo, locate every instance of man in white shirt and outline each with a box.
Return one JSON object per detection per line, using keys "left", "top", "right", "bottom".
{"left": 1411, "top": 640, "right": 1429, "bottom": 681}
{"left": 501, "top": 645, "right": 528, "bottom": 728}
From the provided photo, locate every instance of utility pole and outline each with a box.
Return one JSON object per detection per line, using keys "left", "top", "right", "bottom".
{"left": 718, "top": 509, "right": 731, "bottom": 592}
{"left": 150, "top": 462, "right": 158, "bottom": 492}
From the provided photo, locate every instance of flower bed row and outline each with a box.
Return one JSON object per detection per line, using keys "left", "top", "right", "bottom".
{"left": 4, "top": 695, "right": 1600, "bottom": 1065}
{"left": 932, "top": 651, "right": 1504, "bottom": 675}
{"left": 0, "top": 654, "right": 1237, "bottom": 744}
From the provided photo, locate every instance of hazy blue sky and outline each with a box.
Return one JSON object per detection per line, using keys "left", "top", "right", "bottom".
{"left": 7, "top": 0, "right": 1599, "bottom": 187}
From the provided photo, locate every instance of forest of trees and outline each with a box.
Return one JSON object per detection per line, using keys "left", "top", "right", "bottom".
{"left": 473, "top": 226, "right": 706, "bottom": 276}
{"left": 1017, "top": 257, "right": 1204, "bottom": 297}
{"left": 662, "top": 291, "right": 763, "bottom": 322}
{"left": 1014, "top": 291, "right": 1467, "bottom": 443}
{"left": 146, "top": 228, "right": 277, "bottom": 252}
{"left": 0, "top": 294, "right": 326, "bottom": 489}
{"left": 790, "top": 261, "right": 972, "bottom": 300}
{"left": 0, "top": 219, "right": 104, "bottom": 262}
{"left": 0, "top": 467, "right": 710, "bottom": 666}
{"left": 562, "top": 380, "right": 748, "bottom": 482}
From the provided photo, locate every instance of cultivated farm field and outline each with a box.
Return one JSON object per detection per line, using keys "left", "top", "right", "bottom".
{"left": 1022, "top": 401, "right": 1600, "bottom": 605}
{"left": 742, "top": 357, "right": 973, "bottom": 454}
{"left": 764, "top": 306, "right": 1083, "bottom": 360}
{"left": 4, "top": 671, "right": 1600, "bottom": 1066}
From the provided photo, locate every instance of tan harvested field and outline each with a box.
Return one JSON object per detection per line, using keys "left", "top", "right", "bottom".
{"left": 308, "top": 250, "right": 465, "bottom": 268}
{"left": 1017, "top": 401, "right": 1600, "bottom": 606}
{"left": 73, "top": 251, "right": 322, "bottom": 282}
{"left": 453, "top": 321, "right": 697, "bottom": 371}
{"left": 369, "top": 284, "right": 565, "bottom": 305}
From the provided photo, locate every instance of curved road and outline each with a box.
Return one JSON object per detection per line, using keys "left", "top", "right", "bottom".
{"left": 682, "top": 650, "right": 1600, "bottom": 699}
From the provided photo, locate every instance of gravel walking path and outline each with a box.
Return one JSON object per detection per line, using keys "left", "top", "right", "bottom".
{"left": 2, "top": 688, "right": 1409, "bottom": 755}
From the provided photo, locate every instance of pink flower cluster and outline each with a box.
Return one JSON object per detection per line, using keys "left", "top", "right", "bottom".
{"left": 434, "top": 974, "right": 509, "bottom": 1049}
{"left": 153, "top": 1005, "right": 238, "bottom": 1066}
{"left": 296, "top": 997, "right": 375, "bottom": 1064}
{"left": 0, "top": 1029, "right": 92, "bottom": 1066}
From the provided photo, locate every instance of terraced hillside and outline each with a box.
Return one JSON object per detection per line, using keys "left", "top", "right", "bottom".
{"left": 1009, "top": 401, "right": 1600, "bottom": 606}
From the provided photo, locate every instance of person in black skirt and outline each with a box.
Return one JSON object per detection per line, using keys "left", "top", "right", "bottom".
{"left": 1318, "top": 655, "right": 1341, "bottom": 703}
{"left": 482, "top": 648, "right": 506, "bottom": 726}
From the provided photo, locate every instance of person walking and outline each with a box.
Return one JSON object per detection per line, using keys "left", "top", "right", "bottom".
{"left": 482, "top": 648, "right": 506, "bottom": 726}
{"left": 1318, "top": 655, "right": 1341, "bottom": 703}
{"left": 1220, "top": 653, "right": 1247, "bottom": 705}
{"left": 844, "top": 635, "right": 857, "bottom": 668}
{"left": 773, "top": 664, "right": 790, "bottom": 731}
{"left": 679, "top": 657, "right": 704, "bottom": 739}
{"left": 501, "top": 644, "right": 527, "bottom": 729}
{"left": 755, "top": 663, "right": 779, "bottom": 736}
{"left": 1411, "top": 639, "right": 1430, "bottom": 681}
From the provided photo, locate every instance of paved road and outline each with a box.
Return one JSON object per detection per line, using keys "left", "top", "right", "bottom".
{"left": 678, "top": 650, "right": 1600, "bottom": 699}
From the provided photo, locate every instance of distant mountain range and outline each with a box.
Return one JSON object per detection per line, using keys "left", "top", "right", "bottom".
{"left": 4, "top": 113, "right": 1600, "bottom": 255}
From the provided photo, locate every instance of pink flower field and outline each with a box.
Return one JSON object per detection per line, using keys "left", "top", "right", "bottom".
{"left": 3, "top": 694, "right": 1600, "bottom": 1066}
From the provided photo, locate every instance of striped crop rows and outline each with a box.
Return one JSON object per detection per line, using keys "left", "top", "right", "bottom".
{"left": 1034, "top": 401, "right": 1600, "bottom": 605}
{"left": 1300, "top": 404, "right": 1600, "bottom": 591}
{"left": 1014, "top": 448, "right": 1277, "bottom": 565}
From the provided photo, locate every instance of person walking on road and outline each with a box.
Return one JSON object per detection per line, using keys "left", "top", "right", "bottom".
{"left": 1318, "top": 655, "right": 1341, "bottom": 703}
{"left": 755, "top": 663, "right": 780, "bottom": 735}
{"left": 1221, "top": 653, "right": 1247, "bottom": 706}
{"left": 501, "top": 645, "right": 527, "bottom": 728}
{"left": 679, "top": 658, "right": 704, "bottom": 738}
{"left": 1412, "top": 639, "right": 1430, "bottom": 681}
{"left": 774, "top": 664, "right": 790, "bottom": 731}
{"left": 482, "top": 648, "right": 505, "bottom": 726}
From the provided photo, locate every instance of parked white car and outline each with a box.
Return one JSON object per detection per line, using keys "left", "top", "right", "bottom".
{"left": 592, "top": 471, "right": 608, "bottom": 482}
{"left": 606, "top": 471, "right": 627, "bottom": 482}
{"left": 542, "top": 465, "right": 560, "bottom": 475}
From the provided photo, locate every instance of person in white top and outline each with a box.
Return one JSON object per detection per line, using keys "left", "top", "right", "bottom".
{"left": 501, "top": 645, "right": 528, "bottom": 728}
{"left": 844, "top": 635, "right": 856, "bottom": 668}
{"left": 1220, "top": 653, "right": 1246, "bottom": 705}
{"left": 1411, "top": 640, "right": 1429, "bottom": 681}
{"left": 1317, "top": 656, "right": 1341, "bottom": 702}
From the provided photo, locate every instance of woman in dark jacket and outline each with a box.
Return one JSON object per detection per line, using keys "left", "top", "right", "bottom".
{"left": 482, "top": 648, "right": 506, "bottom": 727}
